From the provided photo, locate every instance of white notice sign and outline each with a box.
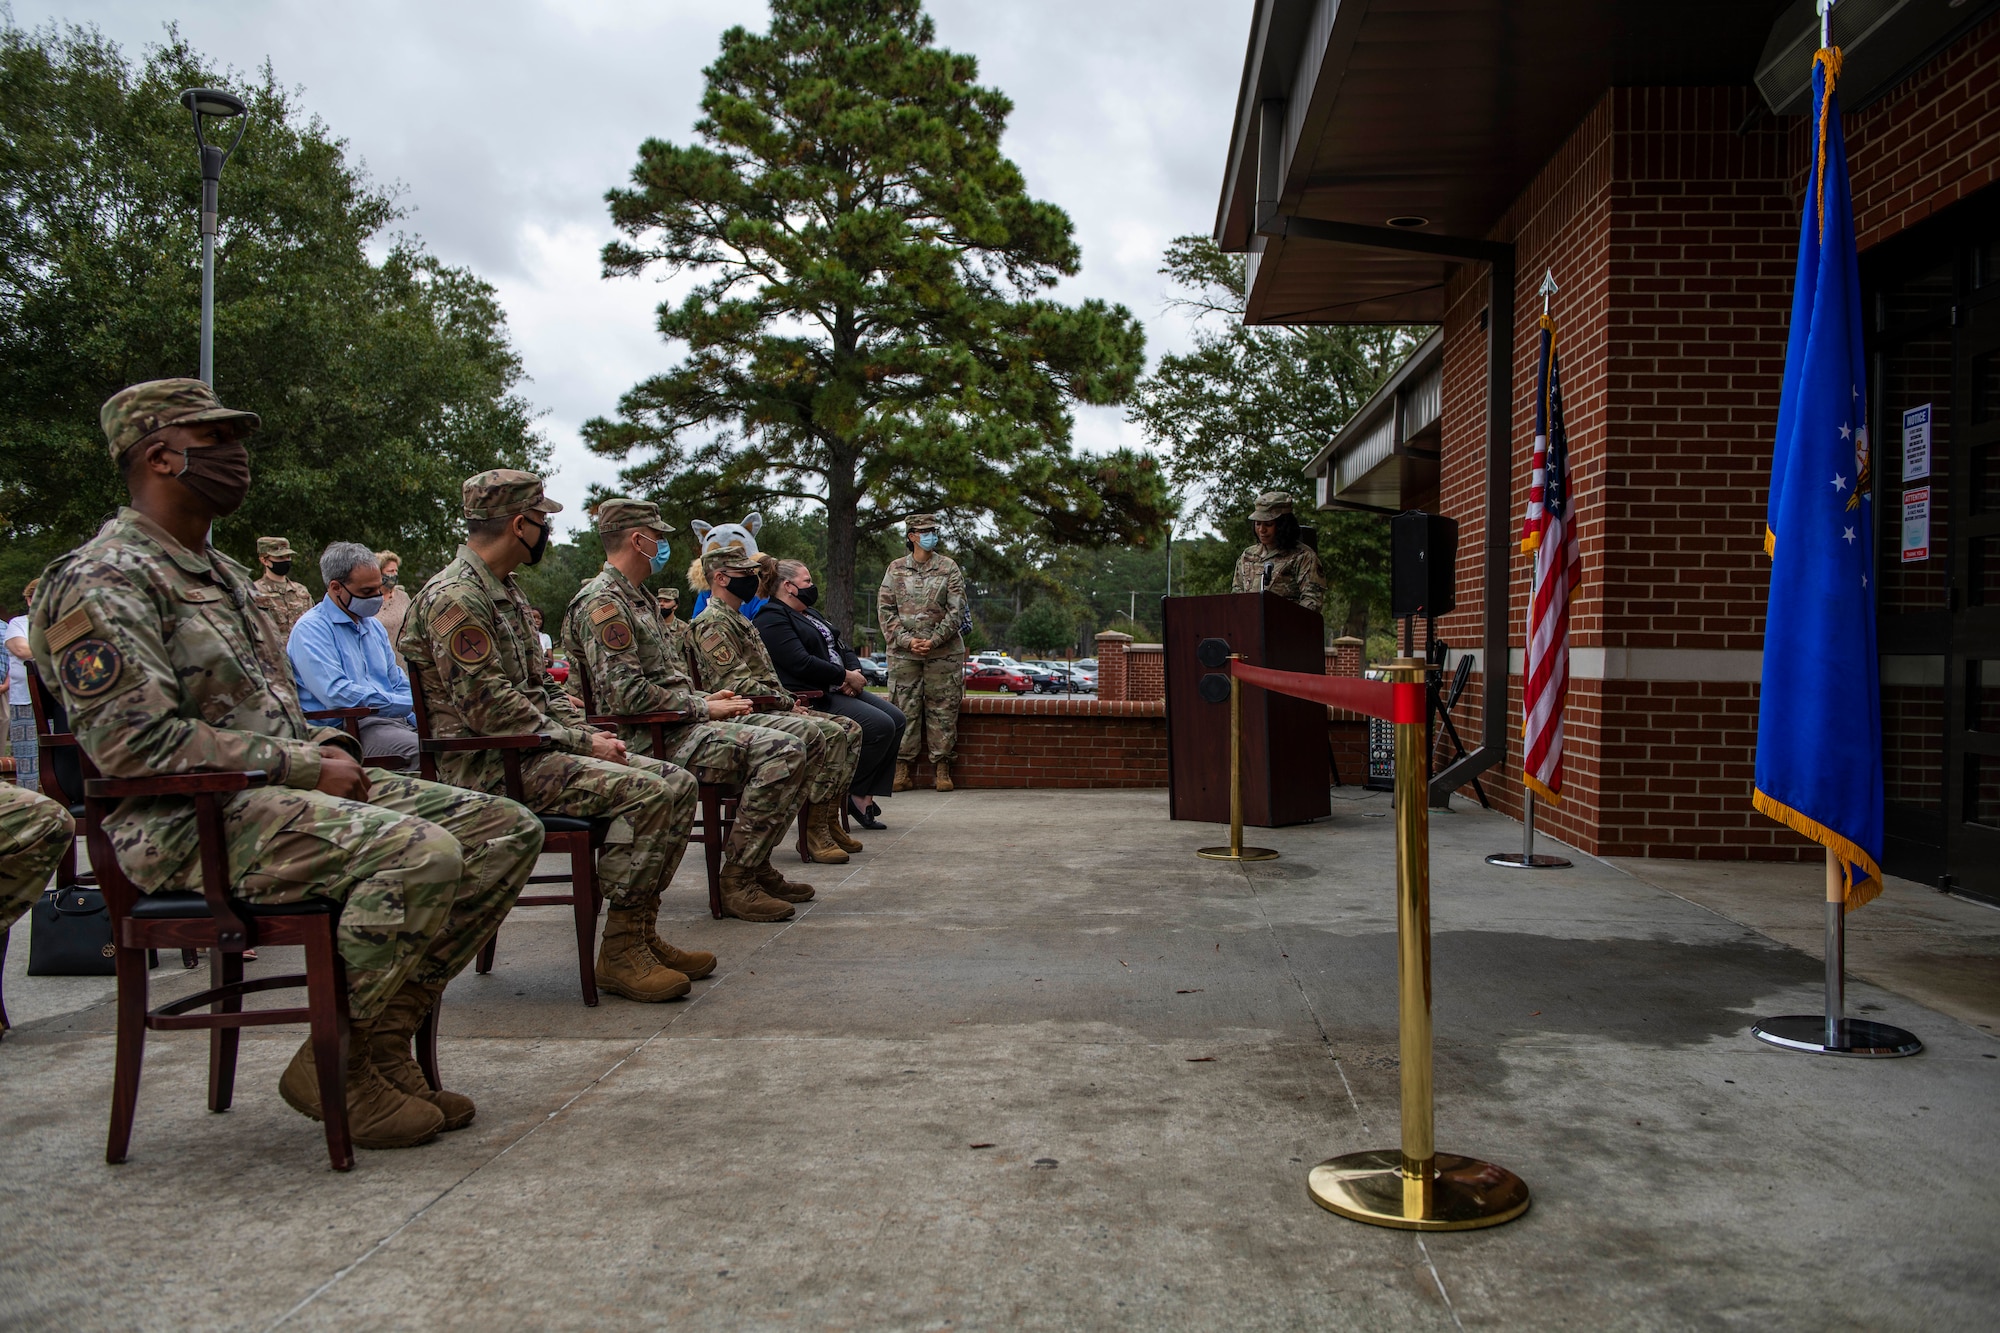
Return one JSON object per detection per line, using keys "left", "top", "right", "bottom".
{"left": 1902, "top": 486, "right": 1931, "bottom": 564}
{"left": 1903, "top": 404, "right": 1932, "bottom": 482}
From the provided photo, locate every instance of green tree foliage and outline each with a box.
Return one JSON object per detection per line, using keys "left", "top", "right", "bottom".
{"left": 0, "top": 23, "right": 546, "bottom": 599}
{"left": 584, "top": 0, "right": 1166, "bottom": 639}
{"left": 1009, "top": 597, "right": 1075, "bottom": 656}
{"left": 1128, "top": 235, "right": 1420, "bottom": 635}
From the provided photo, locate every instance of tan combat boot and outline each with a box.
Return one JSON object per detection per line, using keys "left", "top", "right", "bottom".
{"left": 639, "top": 900, "right": 716, "bottom": 981}
{"left": 753, "top": 860, "right": 815, "bottom": 903}
{"left": 595, "top": 908, "right": 692, "bottom": 1002}
{"left": 824, "top": 801, "right": 863, "bottom": 854}
{"left": 934, "top": 759, "right": 955, "bottom": 793}
{"left": 279, "top": 1026, "right": 446, "bottom": 1150}
{"left": 893, "top": 760, "right": 914, "bottom": 792}
{"left": 720, "top": 864, "right": 795, "bottom": 921}
{"left": 802, "top": 802, "right": 850, "bottom": 863}
{"left": 367, "top": 980, "right": 475, "bottom": 1130}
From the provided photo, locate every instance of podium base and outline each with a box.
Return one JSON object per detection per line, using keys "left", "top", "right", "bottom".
{"left": 1308, "top": 1150, "right": 1530, "bottom": 1231}
{"left": 1196, "top": 846, "right": 1279, "bottom": 862}
{"left": 1751, "top": 1015, "right": 1922, "bottom": 1057}
{"left": 1484, "top": 852, "right": 1572, "bottom": 869}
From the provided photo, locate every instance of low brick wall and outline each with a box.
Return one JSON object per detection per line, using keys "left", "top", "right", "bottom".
{"left": 910, "top": 695, "right": 1168, "bottom": 789}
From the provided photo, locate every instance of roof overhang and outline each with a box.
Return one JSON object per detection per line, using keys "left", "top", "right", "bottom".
{"left": 1309, "top": 328, "right": 1443, "bottom": 513}
{"left": 1215, "top": 0, "right": 1795, "bottom": 325}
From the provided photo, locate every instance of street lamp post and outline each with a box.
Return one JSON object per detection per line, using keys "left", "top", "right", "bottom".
{"left": 178, "top": 88, "right": 248, "bottom": 387}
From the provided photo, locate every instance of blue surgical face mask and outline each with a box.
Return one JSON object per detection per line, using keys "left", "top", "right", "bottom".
{"left": 917, "top": 531, "right": 939, "bottom": 551}
{"left": 642, "top": 534, "right": 672, "bottom": 576}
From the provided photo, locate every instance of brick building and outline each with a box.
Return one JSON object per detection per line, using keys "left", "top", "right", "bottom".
{"left": 1215, "top": 1, "right": 2000, "bottom": 901}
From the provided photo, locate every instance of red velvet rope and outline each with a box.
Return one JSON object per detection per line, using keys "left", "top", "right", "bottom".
{"left": 1228, "top": 660, "right": 1425, "bottom": 724}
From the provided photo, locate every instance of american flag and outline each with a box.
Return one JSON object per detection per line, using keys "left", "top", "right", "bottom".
{"left": 1521, "top": 311, "right": 1581, "bottom": 803}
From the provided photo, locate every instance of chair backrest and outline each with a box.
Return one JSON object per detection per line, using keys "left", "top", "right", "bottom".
{"left": 25, "top": 663, "right": 85, "bottom": 809}
{"left": 406, "top": 669, "right": 438, "bottom": 783}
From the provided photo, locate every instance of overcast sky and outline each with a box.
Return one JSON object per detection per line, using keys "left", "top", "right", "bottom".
{"left": 23, "top": 0, "right": 1249, "bottom": 532}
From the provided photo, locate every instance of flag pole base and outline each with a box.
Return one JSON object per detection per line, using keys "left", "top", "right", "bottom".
{"left": 1751, "top": 1015, "right": 1922, "bottom": 1058}
{"left": 1483, "top": 852, "right": 1573, "bottom": 869}
{"left": 1308, "top": 1150, "right": 1531, "bottom": 1231}
{"left": 1196, "top": 846, "right": 1279, "bottom": 862}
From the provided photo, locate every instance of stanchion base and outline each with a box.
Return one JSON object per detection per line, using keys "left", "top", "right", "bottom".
{"left": 1308, "top": 1150, "right": 1531, "bottom": 1231}
{"left": 1751, "top": 1015, "right": 1923, "bottom": 1057}
{"left": 1484, "top": 853, "right": 1572, "bottom": 869}
{"left": 1196, "top": 846, "right": 1280, "bottom": 862}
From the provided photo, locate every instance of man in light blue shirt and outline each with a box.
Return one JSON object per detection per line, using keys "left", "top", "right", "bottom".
{"left": 287, "top": 542, "right": 420, "bottom": 767}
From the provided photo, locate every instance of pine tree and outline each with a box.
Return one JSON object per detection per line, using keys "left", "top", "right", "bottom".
{"left": 585, "top": 0, "right": 1163, "bottom": 636}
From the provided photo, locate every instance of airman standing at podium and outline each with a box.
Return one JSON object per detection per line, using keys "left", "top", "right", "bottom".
{"left": 1231, "top": 491, "right": 1324, "bottom": 612}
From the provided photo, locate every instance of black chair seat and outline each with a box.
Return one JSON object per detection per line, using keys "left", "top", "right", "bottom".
{"left": 69, "top": 803, "right": 85, "bottom": 819}
{"left": 538, "top": 814, "right": 601, "bottom": 834}
{"left": 129, "top": 891, "right": 338, "bottom": 920}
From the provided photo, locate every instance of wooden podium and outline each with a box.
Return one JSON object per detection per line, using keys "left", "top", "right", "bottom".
{"left": 1162, "top": 592, "right": 1330, "bottom": 827}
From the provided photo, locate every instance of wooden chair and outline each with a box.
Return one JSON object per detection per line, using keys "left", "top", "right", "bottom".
{"left": 303, "top": 705, "right": 409, "bottom": 772}
{"left": 406, "top": 671, "right": 608, "bottom": 1004}
{"left": 572, "top": 675, "right": 739, "bottom": 921}
{"left": 26, "top": 668, "right": 190, "bottom": 972}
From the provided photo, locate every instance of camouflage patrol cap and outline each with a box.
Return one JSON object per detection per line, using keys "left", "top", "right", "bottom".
{"left": 904, "top": 513, "right": 940, "bottom": 532}
{"left": 256, "top": 536, "right": 295, "bottom": 559}
{"left": 593, "top": 497, "right": 670, "bottom": 537}
{"left": 1248, "top": 490, "right": 1296, "bottom": 522}
{"left": 463, "top": 469, "right": 563, "bottom": 521}
{"left": 100, "top": 378, "right": 261, "bottom": 463}
{"left": 701, "top": 548, "right": 759, "bottom": 579}
{"left": 658, "top": 587, "right": 679, "bottom": 605}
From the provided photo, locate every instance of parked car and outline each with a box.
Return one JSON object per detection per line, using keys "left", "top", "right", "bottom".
{"left": 962, "top": 664, "right": 1032, "bottom": 694}
{"left": 856, "top": 657, "right": 888, "bottom": 686}
{"left": 1073, "top": 658, "right": 1098, "bottom": 673}
{"left": 969, "top": 652, "right": 1019, "bottom": 671}
{"left": 1044, "top": 663, "right": 1097, "bottom": 692}
{"left": 1016, "top": 663, "right": 1066, "bottom": 693}
{"left": 547, "top": 657, "right": 570, "bottom": 685}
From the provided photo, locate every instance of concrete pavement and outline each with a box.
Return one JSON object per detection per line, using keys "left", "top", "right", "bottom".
{"left": 2, "top": 788, "right": 1996, "bottom": 1330}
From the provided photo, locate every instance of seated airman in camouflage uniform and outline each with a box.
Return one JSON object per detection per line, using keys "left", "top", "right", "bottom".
{"left": 0, "top": 784, "right": 73, "bottom": 1040}
{"left": 690, "top": 548, "right": 863, "bottom": 865}
{"left": 562, "top": 499, "right": 810, "bottom": 923}
{"left": 32, "top": 379, "right": 545, "bottom": 1149}
{"left": 878, "top": 514, "right": 967, "bottom": 792}
{"left": 400, "top": 472, "right": 710, "bottom": 1004}
{"left": 1229, "top": 491, "right": 1325, "bottom": 612}
{"left": 250, "top": 536, "right": 314, "bottom": 637}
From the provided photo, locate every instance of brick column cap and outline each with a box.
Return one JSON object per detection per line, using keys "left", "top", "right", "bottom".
{"left": 1332, "top": 635, "right": 1364, "bottom": 646}
{"left": 1094, "top": 630, "right": 1134, "bottom": 644}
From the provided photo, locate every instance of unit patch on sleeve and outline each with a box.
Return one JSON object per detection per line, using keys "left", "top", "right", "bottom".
{"left": 598, "top": 618, "right": 634, "bottom": 651}
{"left": 448, "top": 624, "right": 493, "bottom": 667}
{"left": 697, "top": 624, "right": 734, "bottom": 667}
{"left": 59, "top": 638, "right": 123, "bottom": 698}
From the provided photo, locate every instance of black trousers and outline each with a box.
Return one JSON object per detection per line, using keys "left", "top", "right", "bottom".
{"left": 819, "top": 689, "right": 907, "bottom": 797}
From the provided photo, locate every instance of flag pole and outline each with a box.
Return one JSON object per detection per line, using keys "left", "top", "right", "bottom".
{"left": 1751, "top": 849, "right": 1920, "bottom": 1056}
{"left": 1489, "top": 270, "right": 1572, "bottom": 871}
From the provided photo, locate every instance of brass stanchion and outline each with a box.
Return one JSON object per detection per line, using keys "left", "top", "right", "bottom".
{"left": 1309, "top": 658, "right": 1530, "bottom": 1230}
{"left": 1197, "top": 654, "right": 1278, "bottom": 862}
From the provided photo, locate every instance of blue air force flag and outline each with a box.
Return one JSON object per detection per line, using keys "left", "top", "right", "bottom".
{"left": 1755, "top": 47, "right": 1883, "bottom": 910}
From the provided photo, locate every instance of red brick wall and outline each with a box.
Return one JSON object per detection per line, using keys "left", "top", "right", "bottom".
{"left": 905, "top": 696, "right": 1167, "bottom": 789}
{"left": 1125, "top": 645, "right": 1165, "bottom": 702}
{"left": 1843, "top": 12, "right": 2000, "bottom": 251}
{"left": 1094, "top": 632, "right": 1132, "bottom": 702}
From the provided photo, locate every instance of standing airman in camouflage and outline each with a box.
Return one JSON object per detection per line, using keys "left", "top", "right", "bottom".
{"left": 879, "top": 514, "right": 967, "bottom": 792}
{"left": 401, "top": 472, "right": 710, "bottom": 1004}
{"left": 0, "top": 784, "right": 72, "bottom": 1040}
{"left": 691, "top": 548, "right": 862, "bottom": 864}
{"left": 1230, "top": 491, "right": 1325, "bottom": 612}
{"left": 563, "top": 499, "right": 810, "bottom": 923}
{"left": 252, "top": 536, "right": 314, "bottom": 638}
{"left": 31, "top": 379, "right": 545, "bottom": 1148}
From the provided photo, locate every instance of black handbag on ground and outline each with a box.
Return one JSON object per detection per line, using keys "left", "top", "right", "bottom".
{"left": 27, "top": 884, "right": 115, "bottom": 976}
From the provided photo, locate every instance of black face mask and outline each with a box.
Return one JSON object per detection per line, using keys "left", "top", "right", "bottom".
{"left": 172, "top": 439, "right": 252, "bottom": 517}
{"left": 793, "top": 582, "right": 819, "bottom": 607}
{"left": 268, "top": 560, "right": 292, "bottom": 578}
{"left": 518, "top": 516, "right": 550, "bottom": 567}
{"left": 725, "top": 573, "right": 760, "bottom": 603}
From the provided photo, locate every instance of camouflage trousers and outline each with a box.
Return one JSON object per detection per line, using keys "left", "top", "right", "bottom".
{"left": 739, "top": 709, "right": 861, "bottom": 804}
{"left": 889, "top": 654, "right": 965, "bottom": 762}
{"left": 0, "top": 784, "right": 73, "bottom": 938}
{"left": 634, "top": 720, "right": 808, "bottom": 869}
{"left": 517, "top": 751, "right": 696, "bottom": 909}
{"left": 139, "top": 772, "right": 542, "bottom": 1023}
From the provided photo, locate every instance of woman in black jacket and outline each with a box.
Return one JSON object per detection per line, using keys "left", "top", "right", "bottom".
{"left": 753, "top": 558, "right": 908, "bottom": 828}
